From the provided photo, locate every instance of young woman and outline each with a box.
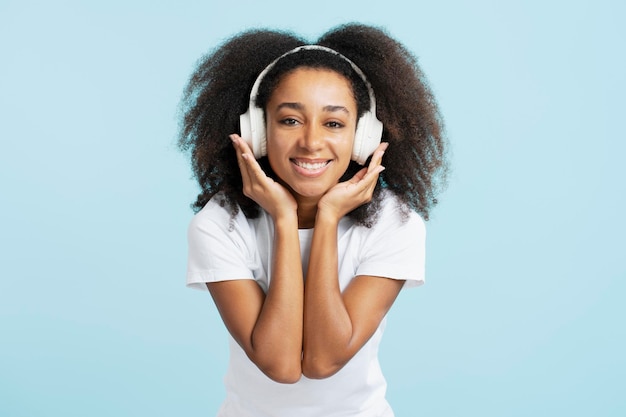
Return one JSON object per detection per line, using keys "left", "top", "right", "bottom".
{"left": 179, "top": 23, "right": 448, "bottom": 417}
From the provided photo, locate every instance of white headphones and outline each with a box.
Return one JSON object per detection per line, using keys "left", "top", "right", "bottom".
{"left": 239, "top": 45, "right": 383, "bottom": 165}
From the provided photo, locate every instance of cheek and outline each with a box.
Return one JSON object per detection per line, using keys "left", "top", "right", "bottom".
{"left": 265, "top": 139, "right": 290, "bottom": 177}
{"left": 338, "top": 134, "right": 355, "bottom": 160}
{"left": 265, "top": 125, "right": 286, "bottom": 159}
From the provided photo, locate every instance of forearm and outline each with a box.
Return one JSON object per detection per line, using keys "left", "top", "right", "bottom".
{"left": 251, "top": 215, "right": 304, "bottom": 382}
{"left": 302, "top": 212, "right": 354, "bottom": 378}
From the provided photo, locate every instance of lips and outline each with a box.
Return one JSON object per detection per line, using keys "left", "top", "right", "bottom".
{"left": 290, "top": 158, "right": 332, "bottom": 176}
{"left": 293, "top": 160, "right": 330, "bottom": 170}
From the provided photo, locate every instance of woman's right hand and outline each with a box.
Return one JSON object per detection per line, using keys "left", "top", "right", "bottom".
{"left": 230, "top": 134, "right": 297, "bottom": 221}
{"left": 213, "top": 135, "right": 303, "bottom": 383}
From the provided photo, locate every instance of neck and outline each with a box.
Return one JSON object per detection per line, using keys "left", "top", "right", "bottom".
{"left": 296, "top": 198, "right": 318, "bottom": 229}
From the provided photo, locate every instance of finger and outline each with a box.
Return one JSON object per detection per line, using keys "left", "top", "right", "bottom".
{"left": 361, "top": 160, "right": 385, "bottom": 183}
{"left": 367, "top": 165, "right": 385, "bottom": 191}
{"left": 347, "top": 167, "right": 368, "bottom": 184}
{"left": 349, "top": 163, "right": 382, "bottom": 189}
{"left": 358, "top": 164, "right": 385, "bottom": 197}
{"left": 346, "top": 166, "right": 383, "bottom": 202}
{"left": 231, "top": 133, "right": 254, "bottom": 155}
{"left": 230, "top": 134, "right": 254, "bottom": 186}
{"left": 241, "top": 152, "right": 268, "bottom": 182}
{"left": 363, "top": 142, "right": 388, "bottom": 188}
{"left": 230, "top": 135, "right": 273, "bottom": 190}
{"left": 367, "top": 142, "right": 389, "bottom": 174}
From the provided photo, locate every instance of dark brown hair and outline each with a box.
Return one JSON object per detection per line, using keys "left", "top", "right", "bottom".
{"left": 178, "top": 23, "right": 448, "bottom": 224}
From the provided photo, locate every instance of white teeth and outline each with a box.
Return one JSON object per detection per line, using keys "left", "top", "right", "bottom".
{"left": 294, "top": 161, "right": 329, "bottom": 170}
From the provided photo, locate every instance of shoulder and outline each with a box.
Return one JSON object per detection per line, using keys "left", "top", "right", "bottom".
{"left": 373, "top": 189, "right": 426, "bottom": 234}
{"left": 350, "top": 190, "right": 427, "bottom": 285}
{"left": 189, "top": 194, "right": 235, "bottom": 230}
{"left": 186, "top": 194, "right": 261, "bottom": 289}
{"left": 188, "top": 193, "right": 256, "bottom": 243}
{"left": 188, "top": 193, "right": 272, "bottom": 249}
{"left": 347, "top": 190, "right": 426, "bottom": 251}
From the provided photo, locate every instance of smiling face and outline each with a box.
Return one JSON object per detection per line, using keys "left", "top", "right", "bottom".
{"left": 265, "top": 67, "right": 357, "bottom": 206}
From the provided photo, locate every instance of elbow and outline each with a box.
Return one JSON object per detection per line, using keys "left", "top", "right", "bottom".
{"left": 301, "top": 356, "right": 344, "bottom": 379}
{"left": 246, "top": 343, "right": 302, "bottom": 383}
{"left": 264, "top": 368, "right": 302, "bottom": 384}
{"left": 258, "top": 362, "right": 302, "bottom": 384}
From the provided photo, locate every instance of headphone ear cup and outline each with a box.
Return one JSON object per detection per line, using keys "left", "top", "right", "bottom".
{"left": 352, "top": 111, "right": 383, "bottom": 165}
{"left": 239, "top": 106, "right": 267, "bottom": 158}
{"left": 239, "top": 110, "right": 253, "bottom": 149}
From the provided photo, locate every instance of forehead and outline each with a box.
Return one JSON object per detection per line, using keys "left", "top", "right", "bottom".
{"left": 270, "top": 67, "right": 355, "bottom": 102}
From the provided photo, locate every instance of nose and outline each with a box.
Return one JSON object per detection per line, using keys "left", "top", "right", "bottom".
{"left": 299, "top": 123, "right": 323, "bottom": 152}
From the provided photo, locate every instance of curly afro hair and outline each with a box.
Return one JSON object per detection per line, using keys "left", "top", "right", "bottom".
{"left": 178, "top": 23, "right": 448, "bottom": 225}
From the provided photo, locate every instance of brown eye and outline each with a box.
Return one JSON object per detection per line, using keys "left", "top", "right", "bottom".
{"left": 326, "top": 121, "right": 344, "bottom": 128}
{"left": 281, "top": 118, "right": 299, "bottom": 125}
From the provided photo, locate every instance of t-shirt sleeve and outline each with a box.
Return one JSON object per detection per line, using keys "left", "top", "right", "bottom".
{"left": 355, "top": 198, "right": 426, "bottom": 289}
{"left": 186, "top": 199, "right": 256, "bottom": 291}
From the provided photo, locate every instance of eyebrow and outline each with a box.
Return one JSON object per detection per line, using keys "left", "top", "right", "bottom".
{"left": 276, "top": 102, "right": 350, "bottom": 114}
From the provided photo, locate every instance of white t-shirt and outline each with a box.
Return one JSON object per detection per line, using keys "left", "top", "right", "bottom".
{"left": 186, "top": 190, "right": 426, "bottom": 417}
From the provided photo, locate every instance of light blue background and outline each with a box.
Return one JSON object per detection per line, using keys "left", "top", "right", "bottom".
{"left": 1, "top": 0, "right": 624, "bottom": 416}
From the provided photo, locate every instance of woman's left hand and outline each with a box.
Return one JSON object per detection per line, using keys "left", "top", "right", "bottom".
{"left": 317, "top": 142, "right": 388, "bottom": 223}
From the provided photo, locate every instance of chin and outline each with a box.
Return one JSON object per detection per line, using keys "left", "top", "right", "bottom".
{"left": 290, "top": 185, "right": 331, "bottom": 201}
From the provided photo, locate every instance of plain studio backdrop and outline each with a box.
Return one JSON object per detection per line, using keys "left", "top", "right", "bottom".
{"left": 1, "top": 1, "right": 624, "bottom": 416}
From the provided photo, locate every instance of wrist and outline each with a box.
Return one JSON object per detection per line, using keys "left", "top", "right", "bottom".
{"left": 315, "top": 206, "right": 342, "bottom": 228}
{"left": 273, "top": 211, "right": 299, "bottom": 230}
